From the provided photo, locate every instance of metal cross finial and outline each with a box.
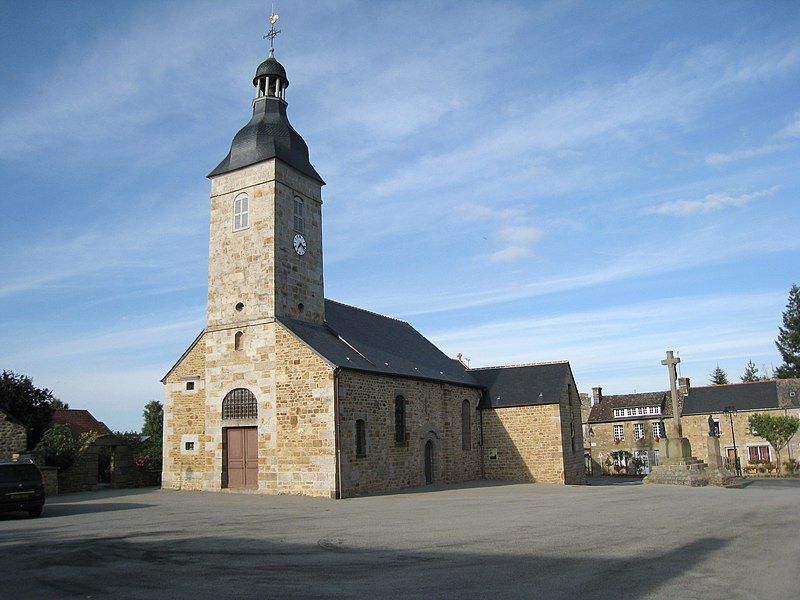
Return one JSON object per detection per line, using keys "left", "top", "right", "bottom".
{"left": 264, "top": 9, "right": 281, "bottom": 54}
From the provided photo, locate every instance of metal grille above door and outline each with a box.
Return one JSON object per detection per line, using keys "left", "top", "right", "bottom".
{"left": 222, "top": 388, "right": 257, "bottom": 420}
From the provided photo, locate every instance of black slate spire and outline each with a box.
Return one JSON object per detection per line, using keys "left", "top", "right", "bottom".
{"left": 208, "top": 22, "right": 323, "bottom": 182}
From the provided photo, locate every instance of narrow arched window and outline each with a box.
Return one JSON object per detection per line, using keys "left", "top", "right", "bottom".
{"left": 394, "top": 395, "right": 406, "bottom": 444}
{"left": 233, "top": 193, "right": 249, "bottom": 231}
{"left": 461, "top": 400, "right": 471, "bottom": 450}
{"left": 222, "top": 388, "right": 257, "bottom": 420}
{"left": 293, "top": 196, "right": 304, "bottom": 234}
{"left": 355, "top": 419, "right": 366, "bottom": 457}
{"left": 234, "top": 331, "right": 243, "bottom": 351}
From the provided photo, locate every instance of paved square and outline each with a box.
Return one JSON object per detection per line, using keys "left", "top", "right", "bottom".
{"left": 2, "top": 480, "right": 799, "bottom": 599}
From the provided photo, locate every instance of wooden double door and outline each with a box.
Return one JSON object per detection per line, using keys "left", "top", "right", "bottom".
{"left": 225, "top": 427, "right": 258, "bottom": 489}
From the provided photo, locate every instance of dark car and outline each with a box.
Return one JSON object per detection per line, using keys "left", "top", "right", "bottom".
{"left": 0, "top": 460, "right": 45, "bottom": 518}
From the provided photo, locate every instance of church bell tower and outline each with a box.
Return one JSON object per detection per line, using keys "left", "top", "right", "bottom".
{"left": 205, "top": 18, "right": 325, "bottom": 330}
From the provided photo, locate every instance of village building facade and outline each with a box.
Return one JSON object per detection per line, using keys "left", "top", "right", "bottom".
{"left": 0, "top": 406, "right": 28, "bottom": 459}
{"left": 161, "top": 42, "right": 585, "bottom": 498}
{"left": 585, "top": 378, "right": 800, "bottom": 475}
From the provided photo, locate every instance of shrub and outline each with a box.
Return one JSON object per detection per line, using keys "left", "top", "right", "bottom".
{"left": 34, "top": 423, "right": 79, "bottom": 471}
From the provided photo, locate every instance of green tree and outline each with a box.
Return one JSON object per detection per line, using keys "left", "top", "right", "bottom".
{"left": 741, "top": 360, "right": 764, "bottom": 382}
{"left": 775, "top": 284, "right": 800, "bottom": 379}
{"left": 710, "top": 365, "right": 729, "bottom": 385}
{"left": 34, "top": 423, "right": 79, "bottom": 470}
{"left": 136, "top": 400, "right": 163, "bottom": 471}
{"left": 748, "top": 414, "right": 800, "bottom": 475}
{"left": 142, "top": 400, "right": 163, "bottom": 438}
{"left": 0, "top": 371, "right": 63, "bottom": 449}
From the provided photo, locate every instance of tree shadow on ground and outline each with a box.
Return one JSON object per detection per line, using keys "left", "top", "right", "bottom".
{"left": 1, "top": 501, "right": 156, "bottom": 520}
{"left": 0, "top": 529, "right": 730, "bottom": 600}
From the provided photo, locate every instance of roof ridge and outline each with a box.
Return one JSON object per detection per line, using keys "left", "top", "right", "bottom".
{"left": 468, "top": 360, "right": 569, "bottom": 371}
{"left": 689, "top": 379, "right": 778, "bottom": 391}
{"left": 325, "top": 298, "right": 408, "bottom": 324}
{"left": 603, "top": 390, "right": 667, "bottom": 398}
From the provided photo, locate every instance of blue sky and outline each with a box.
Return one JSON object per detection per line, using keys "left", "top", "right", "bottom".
{"left": 1, "top": 1, "right": 799, "bottom": 431}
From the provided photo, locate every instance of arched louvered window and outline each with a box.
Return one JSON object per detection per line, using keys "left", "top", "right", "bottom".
{"left": 233, "top": 193, "right": 249, "bottom": 231}
{"left": 293, "top": 196, "right": 304, "bottom": 234}
{"left": 394, "top": 395, "right": 406, "bottom": 444}
{"left": 461, "top": 399, "right": 471, "bottom": 450}
{"left": 222, "top": 388, "right": 257, "bottom": 420}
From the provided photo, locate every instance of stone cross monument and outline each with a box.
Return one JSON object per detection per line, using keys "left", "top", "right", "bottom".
{"left": 661, "top": 350, "right": 683, "bottom": 438}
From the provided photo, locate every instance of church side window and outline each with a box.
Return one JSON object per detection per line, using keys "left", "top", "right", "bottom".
{"left": 355, "top": 419, "right": 366, "bottom": 457}
{"left": 234, "top": 331, "right": 243, "bottom": 351}
{"left": 613, "top": 424, "right": 624, "bottom": 441}
{"left": 293, "top": 196, "right": 304, "bottom": 234}
{"left": 461, "top": 400, "right": 471, "bottom": 450}
{"left": 233, "top": 193, "right": 249, "bottom": 231}
{"left": 394, "top": 395, "right": 407, "bottom": 445}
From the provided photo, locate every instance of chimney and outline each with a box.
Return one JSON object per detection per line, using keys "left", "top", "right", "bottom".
{"left": 679, "top": 377, "right": 690, "bottom": 397}
{"left": 592, "top": 387, "right": 602, "bottom": 405}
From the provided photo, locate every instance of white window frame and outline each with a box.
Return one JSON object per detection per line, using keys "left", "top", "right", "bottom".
{"left": 233, "top": 192, "right": 249, "bottom": 231}
{"left": 613, "top": 424, "right": 624, "bottom": 441}
{"left": 633, "top": 423, "right": 645, "bottom": 440}
{"left": 651, "top": 421, "right": 664, "bottom": 438}
{"left": 293, "top": 195, "right": 305, "bottom": 234}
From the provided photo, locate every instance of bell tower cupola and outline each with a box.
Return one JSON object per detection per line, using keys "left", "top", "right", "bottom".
{"left": 205, "top": 12, "right": 326, "bottom": 330}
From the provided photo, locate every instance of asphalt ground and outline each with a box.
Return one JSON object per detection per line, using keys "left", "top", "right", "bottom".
{"left": 1, "top": 478, "right": 798, "bottom": 599}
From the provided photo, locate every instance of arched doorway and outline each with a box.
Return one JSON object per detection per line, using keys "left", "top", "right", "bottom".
{"left": 424, "top": 440, "right": 434, "bottom": 484}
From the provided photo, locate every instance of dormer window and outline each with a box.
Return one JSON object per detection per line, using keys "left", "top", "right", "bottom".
{"left": 614, "top": 406, "right": 661, "bottom": 418}
{"left": 233, "top": 193, "right": 249, "bottom": 231}
{"left": 293, "top": 196, "right": 304, "bottom": 234}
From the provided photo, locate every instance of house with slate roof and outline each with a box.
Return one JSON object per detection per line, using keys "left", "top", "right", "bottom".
{"left": 0, "top": 406, "right": 29, "bottom": 459}
{"left": 585, "top": 377, "right": 800, "bottom": 475}
{"left": 161, "top": 39, "right": 585, "bottom": 498}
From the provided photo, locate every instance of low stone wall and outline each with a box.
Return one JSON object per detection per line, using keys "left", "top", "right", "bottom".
{"left": 40, "top": 466, "right": 59, "bottom": 496}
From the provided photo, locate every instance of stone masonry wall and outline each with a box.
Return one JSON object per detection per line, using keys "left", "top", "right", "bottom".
{"left": 163, "top": 334, "right": 208, "bottom": 491}
{"left": 337, "top": 369, "right": 482, "bottom": 497}
{"left": 272, "top": 324, "right": 336, "bottom": 497}
{"left": 682, "top": 408, "right": 800, "bottom": 467}
{"left": 559, "top": 385, "right": 587, "bottom": 485}
{"left": 0, "top": 416, "right": 27, "bottom": 458}
{"left": 482, "top": 404, "right": 567, "bottom": 484}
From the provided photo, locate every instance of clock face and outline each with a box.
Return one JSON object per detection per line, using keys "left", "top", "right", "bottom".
{"left": 293, "top": 233, "right": 307, "bottom": 256}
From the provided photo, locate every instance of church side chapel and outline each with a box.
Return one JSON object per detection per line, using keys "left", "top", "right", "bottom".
{"left": 161, "top": 16, "right": 585, "bottom": 498}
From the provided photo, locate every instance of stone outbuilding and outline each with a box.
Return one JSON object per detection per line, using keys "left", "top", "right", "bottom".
{"left": 162, "top": 41, "right": 585, "bottom": 499}
{"left": 0, "top": 406, "right": 28, "bottom": 459}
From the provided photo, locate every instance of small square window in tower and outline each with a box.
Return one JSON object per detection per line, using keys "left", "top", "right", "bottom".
{"left": 293, "top": 196, "right": 304, "bottom": 234}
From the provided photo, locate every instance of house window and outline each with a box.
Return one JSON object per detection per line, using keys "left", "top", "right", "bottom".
{"left": 748, "top": 445, "right": 771, "bottom": 463}
{"left": 634, "top": 423, "right": 645, "bottom": 440}
{"left": 711, "top": 418, "right": 721, "bottom": 437}
{"left": 184, "top": 441, "right": 195, "bottom": 451}
{"left": 233, "top": 193, "right": 249, "bottom": 231}
{"left": 234, "top": 331, "right": 243, "bottom": 351}
{"left": 355, "top": 419, "right": 366, "bottom": 457}
{"left": 652, "top": 422, "right": 664, "bottom": 438}
{"left": 222, "top": 388, "right": 257, "bottom": 420}
{"left": 461, "top": 400, "right": 471, "bottom": 450}
{"left": 185, "top": 381, "right": 195, "bottom": 391}
{"left": 394, "top": 395, "right": 407, "bottom": 445}
{"left": 613, "top": 424, "right": 624, "bottom": 441}
{"left": 613, "top": 409, "right": 623, "bottom": 418}
{"left": 293, "top": 196, "right": 304, "bottom": 234}
{"left": 653, "top": 450, "right": 660, "bottom": 466}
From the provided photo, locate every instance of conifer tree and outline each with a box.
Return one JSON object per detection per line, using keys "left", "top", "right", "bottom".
{"left": 710, "top": 365, "right": 729, "bottom": 385}
{"left": 775, "top": 284, "right": 800, "bottom": 379}
{"left": 741, "top": 360, "right": 762, "bottom": 382}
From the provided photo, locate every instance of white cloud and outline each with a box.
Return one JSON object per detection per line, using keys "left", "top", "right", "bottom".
{"left": 646, "top": 186, "right": 779, "bottom": 216}
{"left": 704, "top": 144, "right": 789, "bottom": 165}
{"left": 776, "top": 111, "right": 800, "bottom": 138}
{"left": 489, "top": 246, "right": 533, "bottom": 263}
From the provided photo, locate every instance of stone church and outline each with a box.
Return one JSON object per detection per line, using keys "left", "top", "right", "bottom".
{"left": 161, "top": 41, "right": 585, "bottom": 498}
